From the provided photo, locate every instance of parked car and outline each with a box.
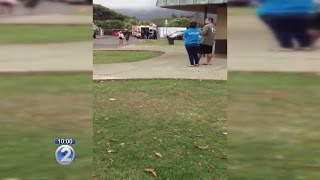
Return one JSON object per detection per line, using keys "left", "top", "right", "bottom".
{"left": 167, "top": 30, "right": 185, "bottom": 40}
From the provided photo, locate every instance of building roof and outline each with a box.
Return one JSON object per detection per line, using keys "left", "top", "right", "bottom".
{"left": 156, "top": 0, "right": 227, "bottom": 14}
{"left": 157, "top": 0, "right": 227, "bottom": 7}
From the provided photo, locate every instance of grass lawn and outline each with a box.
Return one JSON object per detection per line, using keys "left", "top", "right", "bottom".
{"left": 138, "top": 39, "right": 185, "bottom": 46}
{"left": 228, "top": 7, "right": 256, "bottom": 16}
{"left": 0, "top": 73, "right": 92, "bottom": 179}
{"left": 93, "top": 80, "right": 227, "bottom": 179}
{"left": 228, "top": 72, "right": 320, "bottom": 179}
{"left": 93, "top": 50, "right": 164, "bottom": 64}
{"left": 0, "top": 25, "right": 91, "bottom": 44}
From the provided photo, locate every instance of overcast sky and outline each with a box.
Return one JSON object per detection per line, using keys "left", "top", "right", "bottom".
{"left": 93, "top": 0, "right": 158, "bottom": 9}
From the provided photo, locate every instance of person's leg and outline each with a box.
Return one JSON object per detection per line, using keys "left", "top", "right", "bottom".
{"left": 204, "top": 45, "right": 213, "bottom": 64}
{"left": 198, "top": 53, "right": 202, "bottom": 63}
{"left": 193, "top": 45, "right": 200, "bottom": 65}
{"left": 185, "top": 45, "right": 195, "bottom": 66}
{"left": 198, "top": 44, "right": 204, "bottom": 64}
{"left": 260, "top": 15, "right": 294, "bottom": 49}
{"left": 206, "top": 53, "right": 212, "bottom": 64}
{"left": 290, "top": 14, "right": 312, "bottom": 48}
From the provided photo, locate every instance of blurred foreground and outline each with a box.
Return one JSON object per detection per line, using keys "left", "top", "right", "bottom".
{"left": 0, "top": 1, "right": 92, "bottom": 178}
{"left": 228, "top": 7, "right": 320, "bottom": 179}
{"left": 0, "top": 73, "right": 93, "bottom": 179}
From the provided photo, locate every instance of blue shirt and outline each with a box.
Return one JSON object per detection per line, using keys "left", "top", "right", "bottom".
{"left": 184, "top": 28, "right": 200, "bottom": 46}
{"left": 256, "top": 0, "right": 315, "bottom": 16}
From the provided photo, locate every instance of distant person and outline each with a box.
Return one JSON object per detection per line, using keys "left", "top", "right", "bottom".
{"left": 0, "top": 0, "right": 19, "bottom": 14}
{"left": 141, "top": 29, "right": 145, "bottom": 39}
{"left": 23, "top": 0, "right": 40, "bottom": 15}
{"left": 145, "top": 29, "right": 150, "bottom": 39}
{"left": 123, "top": 29, "right": 131, "bottom": 45}
{"left": 309, "top": 0, "right": 320, "bottom": 46}
{"left": 198, "top": 17, "right": 215, "bottom": 65}
{"left": 118, "top": 31, "right": 124, "bottom": 45}
{"left": 256, "top": 0, "right": 314, "bottom": 51}
{"left": 184, "top": 21, "right": 201, "bottom": 67}
{"left": 153, "top": 30, "right": 157, "bottom": 39}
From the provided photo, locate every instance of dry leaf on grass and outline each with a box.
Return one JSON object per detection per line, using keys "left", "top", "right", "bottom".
{"left": 109, "top": 158, "right": 114, "bottom": 163}
{"left": 221, "top": 155, "right": 228, "bottom": 160}
{"left": 109, "top": 98, "right": 117, "bottom": 101}
{"left": 272, "top": 155, "right": 285, "bottom": 160}
{"left": 144, "top": 168, "right": 157, "bottom": 177}
{"left": 104, "top": 117, "right": 109, "bottom": 121}
{"left": 107, "top": 149, "right": 116, "bottom": 153}
{"left": 196, "top": 145, "right": 209, "bottom": 150}
{"left": 155, "top": 152, "right": 163, "bottom": 159}
{"left": 223, "top": 132, "right": 228, "bottom": 135}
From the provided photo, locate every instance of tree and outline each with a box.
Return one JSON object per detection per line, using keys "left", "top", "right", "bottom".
{"left": 93, "top": 4, "right": 127, "bottom": 21}
{"left": 151, "top": 18, "right": 167, "bottom": 27}
{"left": 140, "top": 20, "right": 151, "bottom": 25}
{"left": 94, "top": 20, "right": 125, "bottom": 29}
{"left": 168, "top": 18, "right": 191, "bottom": 27}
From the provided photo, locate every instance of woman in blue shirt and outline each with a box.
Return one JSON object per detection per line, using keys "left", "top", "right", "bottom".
{"left": 256, "top": 0, "right": 315, "bottom": 50}
{"left": 184, "top": 21, "right": 201, "bottom": 66}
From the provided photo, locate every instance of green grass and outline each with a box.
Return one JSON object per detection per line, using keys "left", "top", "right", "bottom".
{"left": 93, "top": 50, "right": 164, "bottom": 64}
{"left": 228, "top": 72, "right": 320, "bottom": 179}
{"left": 0, "top": 25, "right": 91, "bottom": 44}
{"left": 138, "top": 39, "right": 184, "bottom": 46}
{"left": 94, "top": 80, "right": 227, "bottom": 179}
{"left": 228, "top": 7, "right": 256, "bottom": 16}
{"left": 0, "top": 73, "right": 92, "bottom": 180}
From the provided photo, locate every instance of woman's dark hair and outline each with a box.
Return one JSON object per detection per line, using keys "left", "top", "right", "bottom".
{"left": 206, "top": 17, "right": 214, "bottom": 23}
{"left": 189, "top": 21, "right": 197, "bottom": 28}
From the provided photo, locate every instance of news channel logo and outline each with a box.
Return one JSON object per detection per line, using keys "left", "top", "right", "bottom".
{"left": 55, "top": 145, "right": 75, "bottom": 165}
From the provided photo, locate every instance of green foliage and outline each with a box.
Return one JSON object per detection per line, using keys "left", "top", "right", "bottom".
{"left": 127, "top": 18, "right": 139, "bottom": 26}
{"left": 139, "top": 20, "right": 151, "bottom": 25}
{"left": 151, "top": 17, "right": 192, "bottom": 27}
{"left": 168, "top": 17, "right": 191, "bottom": 27}
{"left": 94, "top": 20, "right": 125, "bottom": 29}
{"left": 151, "top": 17, "right": 168, "bottom": 26}
{"left": 93, "top": 4, "right": 134, "bottom": 22}
{"left": 93, "top": 4, "right": 139, "bottom": 30}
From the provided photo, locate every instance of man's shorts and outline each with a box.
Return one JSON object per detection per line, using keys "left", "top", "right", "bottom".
{"left": 198, "top": 44, "right": 213, "bottom": 54}
{"left": 310, "top": 13, "right": 320, "bottom": 30}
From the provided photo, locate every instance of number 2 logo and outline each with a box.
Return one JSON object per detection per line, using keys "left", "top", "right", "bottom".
{"left": 55, "top": 145, "right": 75, "bottom": 165}
{"left": 60, "top": 147, "right": 72, "bottom": 162}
